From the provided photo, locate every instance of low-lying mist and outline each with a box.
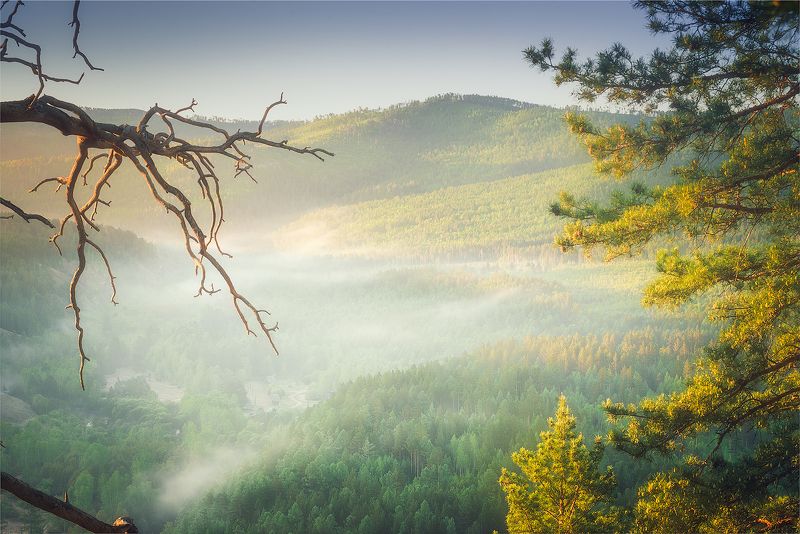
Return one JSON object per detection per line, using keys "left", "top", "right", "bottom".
{"left": 53, "top": 232, "right": 650, "bottom": 398}
{"left": 0, "top": 220, "right": 663, "bottom": 530}
{"left": 157, "top": 446, "right": 258, "bottom": 513}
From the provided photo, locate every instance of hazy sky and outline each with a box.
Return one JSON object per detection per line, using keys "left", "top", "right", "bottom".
{"left": 0, "top": 1, "right": 666, "bottom": 120}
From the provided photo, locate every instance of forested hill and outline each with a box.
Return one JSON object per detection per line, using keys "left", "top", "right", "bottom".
{"left": 0, "top": 95, "right": 638, "bottom": 235}
{"left": 276, "top": 161, "right": 679, "bottom": 261}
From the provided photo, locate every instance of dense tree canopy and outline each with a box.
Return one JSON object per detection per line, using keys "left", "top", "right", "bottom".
{"left": 526, "top": 0, "right": 798, "bottom": 530}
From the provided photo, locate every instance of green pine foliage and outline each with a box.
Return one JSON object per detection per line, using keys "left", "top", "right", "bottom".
{"left": 526, "top": 0, "right": 799, "bottom": 530}
{"left": 499, "top": 396, "right": 620, "bottom": 534}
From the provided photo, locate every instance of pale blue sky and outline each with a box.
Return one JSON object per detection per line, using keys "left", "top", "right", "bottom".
{"left": 0, "top": 1, "right": 666, "bottom": 120}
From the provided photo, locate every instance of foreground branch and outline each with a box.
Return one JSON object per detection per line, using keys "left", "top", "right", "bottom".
{"left": 1, "top": 94, "right": 332, "bottom": 387}
{"left": 1, "top": 472, "right": 137, "bottom": 533}
{"left": 0, "top": 2, "right": 329, "bottom": 530}
{"left": 0, "top": 196, "right": 54, "bottom": 227}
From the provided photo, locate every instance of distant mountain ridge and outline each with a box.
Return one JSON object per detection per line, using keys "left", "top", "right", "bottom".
{"left": 79, "top": 93, "right": 544, "bottom": 126}
{"left": 1, "top": 94, "right": 641, "bottom": 240}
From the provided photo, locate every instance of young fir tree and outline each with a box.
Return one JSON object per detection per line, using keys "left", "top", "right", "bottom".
{"left": 525, "top": 1, "right": 798, "bottom": 531}
{"left": 499, "top": 396, "right": 618, "bottom": 534}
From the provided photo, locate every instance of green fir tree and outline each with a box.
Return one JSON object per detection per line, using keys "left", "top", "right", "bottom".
{"left": 499, "top": 396, "right": 618, "bottom": 534}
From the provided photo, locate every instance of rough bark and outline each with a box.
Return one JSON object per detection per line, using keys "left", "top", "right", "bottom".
{"left": 1, "top": 472, "right": 138, "bottom": 533}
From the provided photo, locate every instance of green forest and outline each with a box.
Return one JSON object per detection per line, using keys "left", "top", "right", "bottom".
{"left": 0, "top": 1, "right": 797, "bottom": 533}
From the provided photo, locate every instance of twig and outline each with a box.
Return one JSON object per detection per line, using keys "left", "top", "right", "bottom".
{"left": 0, "top": 197, "right": 53, "bottom": 227}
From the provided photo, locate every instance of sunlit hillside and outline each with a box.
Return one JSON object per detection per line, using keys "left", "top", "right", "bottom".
{"left": 0, "top": 95, "right": 637, "bottom": 236}
{"left": 0, "top": 96, "right": 674, "bottom": 532}
{"left": 2, "top": 1, "right": 796, "bottom": 532}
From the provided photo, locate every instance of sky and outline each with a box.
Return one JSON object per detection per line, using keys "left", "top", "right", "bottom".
{"left": 0, "top": 1, "right": 667, "bottom": 121}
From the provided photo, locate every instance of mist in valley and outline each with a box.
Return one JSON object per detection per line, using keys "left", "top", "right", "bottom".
{"left": 2, "top": 2, "right": 789, "bottom": 531}
{"left": 1, "top": 212, "right": 666, "bottom": 530}
{"left": 4, "top": 220, "right": 654, "bottom": 401}
{"left": 0, "top": 98, "right": 689, "bottom": 529}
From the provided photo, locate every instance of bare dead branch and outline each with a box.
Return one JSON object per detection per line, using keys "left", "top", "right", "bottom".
{"left": 0, "top": 0, "right": 25, "bottom": 36}
{"left": 174, "top": 97, "right": 197, "bottom": 115}
{"left": 3, "top": 96, "right": 334, "bottom": 389}
{"left": 257, "top": 91, "right": 286, "bottom": 135}
{"left": 0, "top": 196, "right": 54, "bottom": 227}
{"left": 86, "top": 238, "right": 118, "bottom": 305}
{"left": 81, "top": 152, "right": 109, "bottom": 185}
{"left": 64, "top": 138, "right": 91, "bottom": 390}
{"left": 68, "top": 0, "right": 102, "bottom": 71}
{"left": 1, "top": 471, "right": 137, "bottom": 533}
{"left": 0, "top": 5, "right": 332, "bottom": 391}
{"left": 0, "top": 28, "right": 45, "bottom": 99}
{"left": 50, "top": 213, "right": 70, "bottom": 256}
{"left": 1, "top": 0, "right": 95, "bottom": 101}
{"left": 0, "top": 55, "right": 85, "bottom": 84}
{"left": 29, "top": 176, "right": 65, "bottom": 193}
{"left": 80, "top": 151, "right": 121, "bottom": 220}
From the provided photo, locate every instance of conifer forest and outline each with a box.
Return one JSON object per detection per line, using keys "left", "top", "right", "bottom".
{"left": 0, "top": 1, "right": 797, "bottom": 533}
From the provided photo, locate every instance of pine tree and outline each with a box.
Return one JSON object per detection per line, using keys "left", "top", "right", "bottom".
{"left": 525, "top": 1, "right": 798, "bottom": 530}
{"left": 499, "top": 396, "right": 617, "bottom": 534}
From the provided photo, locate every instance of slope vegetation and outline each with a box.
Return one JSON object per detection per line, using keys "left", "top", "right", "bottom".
{"left": 278, "top": 162, "right": 674, "bottom": 261}
{"left": 1, "top": 95, "right": 637, "bottom": 234}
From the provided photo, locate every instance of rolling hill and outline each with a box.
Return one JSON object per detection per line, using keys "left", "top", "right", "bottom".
{"left": 276, "top": 161, "right": 676, "bottom": 261}
{"left": 1, "top": 94, "right": 641, "bottom": 237}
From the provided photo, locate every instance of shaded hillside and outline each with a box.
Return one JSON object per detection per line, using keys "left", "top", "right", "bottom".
{"left": 0, "top": 217, "right": 155, "bottom": 337}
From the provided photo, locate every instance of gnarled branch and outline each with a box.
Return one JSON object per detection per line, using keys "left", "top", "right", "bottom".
{"left": 1, "top": 471, "right": 138, "bottom": 533}
{"left": 1, "top": 12, "right": 333, "bottom": 388}
{"left": 0, "top": 197, "right": 54, "bottom": 227}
